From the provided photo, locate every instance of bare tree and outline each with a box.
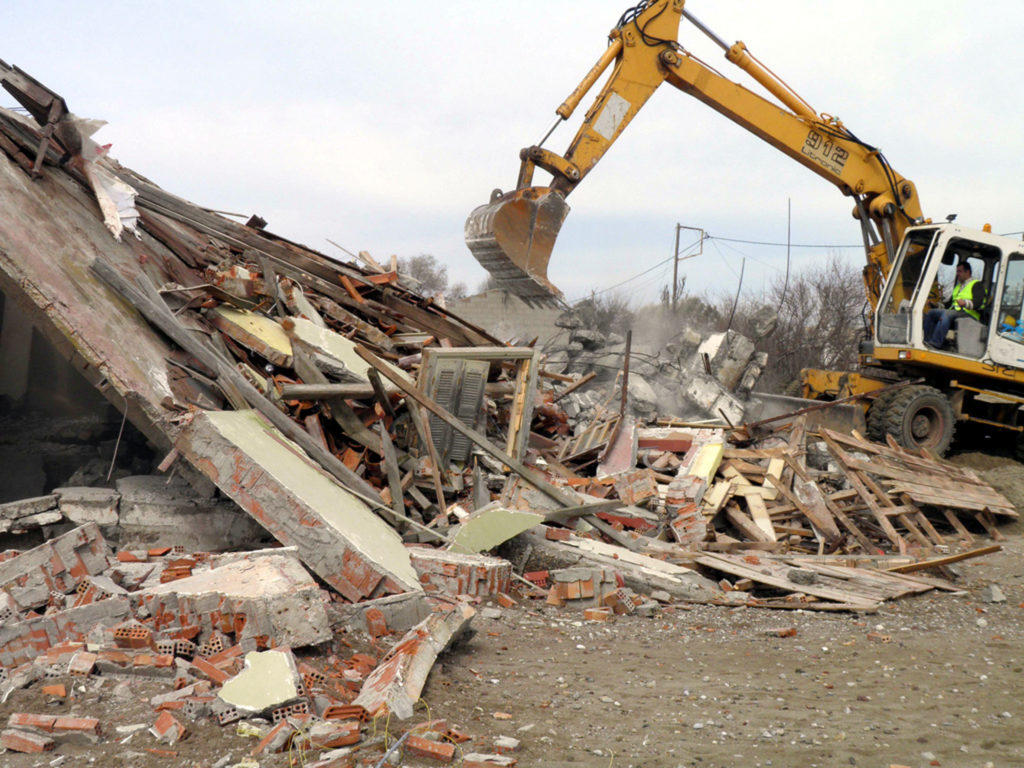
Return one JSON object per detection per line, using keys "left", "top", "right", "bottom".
{"left": 726, "top": 252, "right": 865, "bottom": 392}
{"left": 476, "top": 273, "right": 503, "bottom": 294}
{"left": 573, "top": 291, "right": 636, "bottom": 337}
{"left": 397, "top": 254, "right": 467, "bottom": 301}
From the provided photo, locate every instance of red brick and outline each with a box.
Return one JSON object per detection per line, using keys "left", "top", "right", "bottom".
{"left": 545, "top": 527, "right": 571, "bottom": 541}
{"left": 406, "top": 734, "right": 456, "bottom": 762}
{"left": 150, "top": 711, "right": 187, "bottom": 745}
{"left": 444, "top": 726, "right": 471, "bottom": 743}
{"left": 301, "top": 720, "right": 360, "bottom": 749}
{"left": 583, "top": 607, "right": 614, "bottom": 622}
{"left": 205, "top": 644, "right": 243, "bottom": 668}
{"left": 364, "top": 607, "right": 388, "bottom": 638}
{"left": 190, "top": 657, "right": 229, "bottom": 684}
{"left": 68, "top": 651, "right": 97, "bottom": 676}
{"left": 496, "top": 593, "right": 516, "bottom": 609}
{"left": 251, "top": 719, "right": 294, "bottom": 755}
{"left": 41, "top": 684, "right": 66, "bottom": 698}
{"left": 322, "top": 704, "right": 367, "bottom": 722}
{"left": 53, "top": 716, "right": 101, "bottom": 735}
{"left": 148, "top": 547, "right": 172, "bottom": 557}
{"left": 0, "top": 729, "right": 55, "bottom": 753}
{"left": 114, "top": 622, "right": 153, "bottom": 650}
{"left": 7, "top": 713, "right": 56, "bottom": 732}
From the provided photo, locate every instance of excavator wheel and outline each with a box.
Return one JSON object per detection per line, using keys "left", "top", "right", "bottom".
{"left": 866, "top": 386, "right": 903, "bottom": 443}
{"left": 881, "top": 384, "right": 955, "bottom": 456}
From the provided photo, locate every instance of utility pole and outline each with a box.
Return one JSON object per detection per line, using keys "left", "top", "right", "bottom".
{"left": 672, "top": 223, "right": 680, "bottom": 313}
{"left": 672, "top": 224, "right": 705, "bottom": 313}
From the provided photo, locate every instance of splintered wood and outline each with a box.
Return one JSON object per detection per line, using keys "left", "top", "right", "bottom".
{"left": 705, "top": 422, "right": 1015, "bottom": 558}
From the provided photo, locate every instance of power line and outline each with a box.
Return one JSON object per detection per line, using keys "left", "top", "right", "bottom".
{"left": 566, "top": 237, "right": 703, "bottom": 302}
{"left": 707, "top": 234, "right": 862, "bottom": 248}
{"left": 715, "top": 237, "right": 785, "bottom": 273}
{"left": 708, "top": 239, "right": 741, "bottom": 279}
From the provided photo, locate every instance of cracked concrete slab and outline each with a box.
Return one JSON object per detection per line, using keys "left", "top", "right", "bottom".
{"left": 175, "top": 409, "right": 421, "bottom": 602}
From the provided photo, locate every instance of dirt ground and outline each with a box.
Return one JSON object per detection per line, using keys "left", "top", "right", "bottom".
{"left": 2, "top": 462, "right": 1023, "bottom": 767}
{"left": 429, "top": 532, "right": 1023, "bottom": 768}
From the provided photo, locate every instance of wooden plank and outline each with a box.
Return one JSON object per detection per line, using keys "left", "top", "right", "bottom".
{"left": 746, "top": 493, "right": 776, "bottom": 541}
{"left": 885, "top": 545, "right": 1001, "bottom": 573}
{"left": 895, "top": 512, "right": 931, "bottom": 548}
{"left": 724, "top": 503, "right": 774, "bottom": 543}
{"left": 407, "top": 402, "right": 448, "bottom": 518}
{"left": 90, "top": 258, "right": 383, "bottom": 504}
{"left": 356, "top": 345, "right": 640, "bottom": 551}
{"left": 783, "top": 560, "right": 930, "bottom": 600}
{"left": 974, "top": 511, "right": 1004, "bottom": 540}
{"left": 377, "top": 423, "right": 406, "bottom": 521}
{"left": 784, "top": 456, "right": 875, "bottom": 553}
{"left": 693, "top": 553, "right": 879, "bottom": 609}
{"left": 552, "top": 371, "right": 597, "bottom": 403}
{"left": 820, "top": 432, "right": 904, "bottom": 548}
{"left": 943, "top": 509, "right": 975, "bottom": 543}
{"left": 702, "top": 480, "right": 734, "bottom": 517}
{"left": 764, "top": 471, "right": 842, "bottom": 544}
{"left": 289, "top": 340, "right": 381, "bottom": 453}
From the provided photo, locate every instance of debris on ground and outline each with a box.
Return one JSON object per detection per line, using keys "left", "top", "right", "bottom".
{"left": 0, "top": 62, "right": 1018, "bottom": 765}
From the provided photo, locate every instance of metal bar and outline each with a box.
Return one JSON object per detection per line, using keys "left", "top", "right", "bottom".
{"left": 620, "top": 329, "right": 632, "bottom": 418}
{"left": 741, "top": 377, "right": 924, "bottom": 431}
{"left": 681, "top": 9, "right": 729, "bottom": 51}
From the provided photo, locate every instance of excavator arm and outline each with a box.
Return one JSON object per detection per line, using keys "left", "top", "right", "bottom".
{"left": 466, "top": 0, "right": 923, "bottom": 302}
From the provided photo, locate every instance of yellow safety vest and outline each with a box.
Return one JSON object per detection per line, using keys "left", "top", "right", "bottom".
{"left": 952, "top": 279, "right": 980, "bottom": 320}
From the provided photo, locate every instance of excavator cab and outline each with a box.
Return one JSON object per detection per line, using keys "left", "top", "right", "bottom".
{"left": 874, "top": 225, "right": 1006, "bottom": 359}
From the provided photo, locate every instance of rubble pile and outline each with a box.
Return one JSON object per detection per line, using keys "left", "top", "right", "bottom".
{"left": 546, "top": 305, "right": 778, "bottom": 429}
{"left": 0, "top": 63, "right": 1016, "bottom": 764}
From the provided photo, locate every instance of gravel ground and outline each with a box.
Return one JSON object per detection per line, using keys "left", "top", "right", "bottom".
{"left": 0, "top": 531, "right": 1020, "bottom": 768}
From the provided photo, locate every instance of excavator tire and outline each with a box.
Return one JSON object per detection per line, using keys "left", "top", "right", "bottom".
{"left": 881, "top": 384, "right": 955, "bottom": 456}
{"left": 1013, "top": 433, "right": 1024, "bottom": 464}
{"left": 866, "top": 386, "right": 903, "bottom": 442}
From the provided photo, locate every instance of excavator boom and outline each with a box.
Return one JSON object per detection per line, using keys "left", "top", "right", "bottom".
{"left": 467, "top": 0, "right": 923, "bottom": 302}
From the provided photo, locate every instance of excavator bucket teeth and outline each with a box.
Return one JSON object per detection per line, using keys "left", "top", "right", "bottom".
{"left": 464, "top": 187, "right": 569, "bottom": 301}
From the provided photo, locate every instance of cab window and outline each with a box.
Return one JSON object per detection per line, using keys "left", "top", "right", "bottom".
{"left": 998, "top": 253, "right": 1024, "bottom": 344}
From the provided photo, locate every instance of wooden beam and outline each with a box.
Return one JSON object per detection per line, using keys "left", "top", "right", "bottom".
{"left": 90, "top": 258, "right": 383, "bottom": 503}
{"left": 886, "top": 545, "right": 1001, "bottom": 573}
{"left": 356, "top": 344, "right": 640, "bottom": 551}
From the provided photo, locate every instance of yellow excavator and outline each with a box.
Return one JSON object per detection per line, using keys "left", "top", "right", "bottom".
{"left": 466, "top": 0, "right": 1024, "bottom": 457}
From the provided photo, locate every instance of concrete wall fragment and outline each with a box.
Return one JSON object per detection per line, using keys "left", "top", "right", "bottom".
{"left": 175, "top": 409, "right": 421, "bottom": 601}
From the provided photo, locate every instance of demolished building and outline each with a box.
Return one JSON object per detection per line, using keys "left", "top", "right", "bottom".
{"left": 0, "top": 62, "right": 1017, "bottom": 764}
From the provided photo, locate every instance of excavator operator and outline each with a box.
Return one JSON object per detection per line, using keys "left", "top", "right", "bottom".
{"left": 923, "top": 261, "right": 984, "bottom": 349}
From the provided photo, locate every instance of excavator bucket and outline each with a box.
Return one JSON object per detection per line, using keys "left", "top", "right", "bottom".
{"left": 464, "top": 187, "right": 569, "bottom": 301}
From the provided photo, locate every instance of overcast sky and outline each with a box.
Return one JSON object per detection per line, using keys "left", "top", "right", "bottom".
{"left": 5, "top": 1, "right": 1023, "bottom": 305}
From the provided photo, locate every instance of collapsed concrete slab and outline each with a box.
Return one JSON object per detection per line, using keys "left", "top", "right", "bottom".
{"left": 139, "top": 552, "right": 331, "bottom": 648}
{"left": 114, "top": 475, "right": 269, "bottom": 552}
{"left": 409, "top": 548, "right": 512, "bottom": 597}
{"left": 175, "top": 410, "right": 421, "bottom": 602}
{"left": 0, "top": 523, "right": 111, "bottom": 609}
{"left": 353, "top": 602, "right": 475, "bottom": 720}
{"left": 0, "top": 598, "right": 130, "bottom": 669}
{"left": 446, "top": 503, "right": 543, "bottom": 555}
{"left": 218, "top": 649, "right": 302, "bottom": 715}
